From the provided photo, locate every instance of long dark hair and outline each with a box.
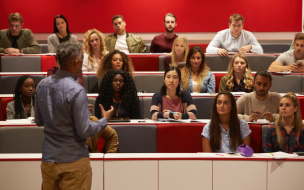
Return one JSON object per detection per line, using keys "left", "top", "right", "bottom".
{"left": 160, "top": 66, "right": 181, "bottom": 97}
{"left": 209, "top": 91, "right": 242, "bottom": 151}
{"left": 13, "top": 75, "right": 36, "bottom": 119}
{"left": 53, "top": 15, "right": 71, "bottom": 34}
{"left": 98, "top": 69, "right": 140, "bottom": 115}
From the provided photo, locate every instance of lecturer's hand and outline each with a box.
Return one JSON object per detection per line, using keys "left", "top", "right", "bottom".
{"left": 99, "top": 104, "right": 114, "bottom": 122}
{"left": 217, "top": 48, "right": 229, "bottom": 57}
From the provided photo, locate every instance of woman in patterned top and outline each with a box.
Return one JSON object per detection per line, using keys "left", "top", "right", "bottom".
{"left": 150, "top": 66, "right": 197, "bottom": 120}
{"left": 219, "top": 53, "right": 254, "bottom": 92}
{"left": 6, "top": 75, "right": 36, "bottom": 119}
{"left": 264, "top": 92, "right": 304, "bottom": 153}
{"left": 202, "top": 91, "right": 251, "bottom": 153}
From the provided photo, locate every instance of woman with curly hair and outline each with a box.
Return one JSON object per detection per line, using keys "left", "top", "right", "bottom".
{"left": 95, "top": 69, "right": 141, "bottom": 119}
{"left": 181, "top": 46, "right": 215, "bottom": 93}
{"left": 163, "top": 36, "right": 189, "bottom": 71}
{"left": 82, "top": 29, "right": 108, "bottom": 72}
{"left": 6, "top": 75, "right": 36, "bottom": 119}
{"left": 219, "top": 53, "right": 254, "bottom": 92}
{"left": 264, "top": 92, "right": 304, "bottom": 153}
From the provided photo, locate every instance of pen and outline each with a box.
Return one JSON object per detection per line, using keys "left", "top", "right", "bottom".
{"left": 270, "top": 152, "right": 274, "bottom": 156}
{"left": 251, "top": 111, "right": 263, "bottom": 114}
{"left": 169, "top": 110, "right": 178, "bottom": 115}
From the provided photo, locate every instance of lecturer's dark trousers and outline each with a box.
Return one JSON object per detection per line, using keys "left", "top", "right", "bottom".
{"left": 41, "top": 157, "right": 92, "bottom": 190}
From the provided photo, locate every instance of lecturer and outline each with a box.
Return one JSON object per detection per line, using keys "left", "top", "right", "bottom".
{"left": 35, "top": 41, "right": 114, "bottom": 190}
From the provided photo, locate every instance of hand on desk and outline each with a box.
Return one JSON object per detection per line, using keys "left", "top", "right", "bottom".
{"left": 262, "top": 112, "right": 273, "bottom": 122}
{"left": 249, "top": 110, "right": 261, "bottom": 122}
{"left": 164, "top": 109, "right": 182, "bottom": 120}
{"left": 217, "top": 48, "right": 228, "bottom": 57}
{"left": 239, "top": 45, "right": 251, "bottom": 54}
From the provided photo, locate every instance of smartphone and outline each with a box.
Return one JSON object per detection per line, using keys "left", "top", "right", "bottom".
{"left": 138, "top": 121, "right": 146, "bottom": 123}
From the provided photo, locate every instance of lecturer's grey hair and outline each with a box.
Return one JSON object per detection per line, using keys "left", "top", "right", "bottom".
{"left": 57, "top": 41, "right": 83, "bottom": 68}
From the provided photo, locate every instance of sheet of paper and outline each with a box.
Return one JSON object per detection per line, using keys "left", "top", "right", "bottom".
{"left": 260, "top": 151, "right": 298, "bottom": 159}
{"left": 6, "top": 119, "right": 32, "bottom": 124}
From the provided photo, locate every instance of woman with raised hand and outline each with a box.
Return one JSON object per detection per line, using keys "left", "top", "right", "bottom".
{"left": 150, "top": 66, "right": 197, "bottom": 120}
{"left": 202, "top": 91, "right": 251, "bottom": 152}
{"left": 181, "top": 46, "right": 215, "bottom": 93}
{"left": 47, "top": 15, "right": 77, "bottom": 53}
{"left": 219, "top": 53, "right": 254, "bottom": 92}
{"left": 163, "top": 36, "right": 189, "bottom": 71}
{"left": 264, "top": 92, "right": 304, "bottom": 153}
{"left": 95, "top": 69, "right": 141, "bottom": 119}
{"left": 82, "top": 29, "right": 107, "bottom": 72}
{"left": 7, "top": 75, "right": 36, "bottom": 119}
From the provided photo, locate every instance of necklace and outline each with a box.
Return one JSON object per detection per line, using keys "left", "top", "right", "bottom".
{"left": 113, "top": 100, "right": 121, "bottom": 117}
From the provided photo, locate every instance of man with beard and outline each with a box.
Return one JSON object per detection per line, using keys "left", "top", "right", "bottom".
{"left": 105, "top": 15, "right": 146, "bottom": 53}
{"left": 149, "top": 13, "right": 178, "bottom": 53}
{"left": 206, "top": 13, "right": 263, "bottom": 57}
{"left": 236, "top": 70, "right": 281, "bottom": 122}
{"left": 269, "top": 33, "right": 304, "bottom": 72}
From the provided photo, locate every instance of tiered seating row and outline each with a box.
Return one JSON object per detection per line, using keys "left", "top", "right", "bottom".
{"left": 0, "top": 72, "right": 302, "bottom": 94}
{"left": 38, "top": 43, "right": 291, "bottom": 54}
{"left": 0, "top": 123, "right": 267, "bottom": 154}
{"left": 0, "top": 54, "right": 282, "bottom": 72}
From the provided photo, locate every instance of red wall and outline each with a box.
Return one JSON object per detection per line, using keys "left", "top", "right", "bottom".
{"left": 0, "top": 0, "right": 301, "bottom": 33}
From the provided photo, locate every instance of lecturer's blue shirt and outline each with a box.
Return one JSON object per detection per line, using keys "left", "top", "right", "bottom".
{"left": 35, "top": 70, "right": 107, "bottom": 163}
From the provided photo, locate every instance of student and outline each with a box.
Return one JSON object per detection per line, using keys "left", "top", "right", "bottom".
{"left": 264, "top": 92, "right": 304, "bottom": 153}
{"left": 47, "top": 15, "right": 77, "bottom": 53}
{"left": 82, "top": 29, "right": 108, "bottom": 72}
{"left": 105, "top": 15, "right": 146, "bottom": 53}
{"left": 236, "top": 70, "right": 281, "bottom": 122}
{"left": 181, "top": 46, "right": 215, "bottom": 93}
{"left": 206, "top": 13, "right": 263, "bottom": 57}
{"left": 87, "top": 116, "right": 119, "bottom": 153}
{"left": 150, "top": 66, "right": 197, "bottom": 120}
{"left": 95, "top": 69, "right": 141, "bottom": 119}
{"left": 219, "top": 53, "right": 254, "bottom": 92}
{"left": 0, "top": 13, "right": 41, "bottom": 54}
{"left": 7, "top": 75, "right": 36, "bottom": 119}
{"left": 150, "top": 13, "right": 178, "bottom": 53}
{"left": 202, "top": 92, "right": 251, "bottom": 153}
{"left": 96, "top": 50, "right": 134, "bottom": 87}
{"left": 163, "top": 36, "right": 189, "bottom": 71}
{"left": 268, "top": 33, "right": 304, "bottom": 72}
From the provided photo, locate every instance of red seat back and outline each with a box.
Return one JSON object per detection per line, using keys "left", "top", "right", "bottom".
{"left": 157, "top": 123, "right": 206, "bottom": 153}
{"left": 1, "top": 98, "right": 14, "bottom": 121}
{"left": 248, "top": 124, "right": 262, "bottom": 153}
{"left": 41, "top": 55, "right": 56, "bottom": 72}
{"left": 128, "top": 55, "right": 159, "bottom": 71}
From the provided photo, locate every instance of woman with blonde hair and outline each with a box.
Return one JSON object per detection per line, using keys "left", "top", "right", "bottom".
{"left": 181, "top": 46, "right": 215, "bottom": 93}
{"left": 82, "top": 29, "right": 107, "bottom": 72}
{"left": 264, "top": 92, "right": 304, "bottom": 153}
{"left": 219, "top": 53, "right": 254, "bottom": 92}
{"left": 163, "top": 36, "right": 189, "bottom": 71}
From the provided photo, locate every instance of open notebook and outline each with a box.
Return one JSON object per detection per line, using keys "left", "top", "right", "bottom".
{"left": 260, "top": 151, "right": 298, "bottom": 159}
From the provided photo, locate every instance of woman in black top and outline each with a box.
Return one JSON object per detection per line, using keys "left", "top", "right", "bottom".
{"left": 95, "top": 69, "right": 141, "bottom": 119}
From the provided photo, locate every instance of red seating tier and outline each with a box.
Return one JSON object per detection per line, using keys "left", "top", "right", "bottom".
{"left": 189, "top": 43, "right": 209, "bottom": 52}
{"left": 129, "top": 55, "right": 159, "bottom": 71}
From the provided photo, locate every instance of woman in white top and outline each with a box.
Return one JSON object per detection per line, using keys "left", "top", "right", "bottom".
{"left": 47, "top": 15, "right": 77, "bottom": 53}
{"left": 82, "top": 29, "right": 107, "bottom": 72}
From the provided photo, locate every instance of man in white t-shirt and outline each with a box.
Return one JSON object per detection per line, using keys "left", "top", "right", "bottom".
{"left": 105, "top": 15, "right": 146, "bottom": 54}
{"left": 268, "top": 33, "right": 304, "bottom": 72}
